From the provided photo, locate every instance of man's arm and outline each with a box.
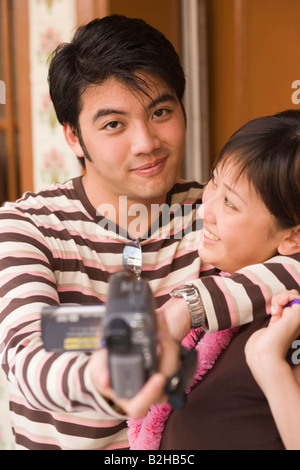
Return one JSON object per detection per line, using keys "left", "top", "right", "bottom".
{"left": 0, "top": 207, "right": 181, "bottom": 419}
{"left": 0, "top": 208, "right": 125, "bottom": 417}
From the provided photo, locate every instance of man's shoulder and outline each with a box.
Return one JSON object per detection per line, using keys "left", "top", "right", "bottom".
{"left": 1, "top": 178, "right": 79, "bottom": 211}
{"left": 0, "top": 178, "right": 84, "bottom": 227}
{"left": 169, "top": 179, "right": 205, "bottom": 205}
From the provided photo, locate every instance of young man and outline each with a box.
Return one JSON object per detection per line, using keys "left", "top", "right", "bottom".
{"left": 0, "top": 15, "right": 299, "bottom": 450}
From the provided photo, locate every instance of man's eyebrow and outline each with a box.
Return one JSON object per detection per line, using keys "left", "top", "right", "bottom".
{"left": 147, "top": 93, "right": 177, "bottom": 109}
{"left": 92, "top": 108, "right": 127, "bottom": 123}
{"left": 91, "top": 93, "right": 177, "bottom": 123}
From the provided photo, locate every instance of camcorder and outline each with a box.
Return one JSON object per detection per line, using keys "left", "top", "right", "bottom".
{"left": 42, "top": 271, "right": 197, "bottom": 406}
{"left": 42, "top": 271, "right": 156, "bottom": 398}
{"left": 104, "top": 270, "right": 157, "bottom": 398}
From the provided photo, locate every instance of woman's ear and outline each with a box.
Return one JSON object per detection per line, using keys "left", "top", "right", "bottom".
{"left": 63, "top": 124, "right": 85, "bottom": 157}
{"left": 278, "top": 225, "right": 300, "bottom": 255}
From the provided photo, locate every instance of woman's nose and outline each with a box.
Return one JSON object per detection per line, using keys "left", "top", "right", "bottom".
{"left": 200, "top": 188, "right": 217, "bottom": 224}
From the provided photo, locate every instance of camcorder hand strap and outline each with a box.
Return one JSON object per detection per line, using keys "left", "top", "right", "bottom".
{"left": 165, "top": 345, "right": 197, "bottom": 409}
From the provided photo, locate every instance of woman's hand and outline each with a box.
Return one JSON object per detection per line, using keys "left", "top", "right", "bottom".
{"left": 245, "top": 290, "right": 300, "bottom": 393}
{"left": 245, "top": 290, "right": 300, "bottom": 450}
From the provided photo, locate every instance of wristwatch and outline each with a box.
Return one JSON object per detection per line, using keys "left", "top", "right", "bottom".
{"left": 170, "top": 284, "right": 207, "bottom": 329}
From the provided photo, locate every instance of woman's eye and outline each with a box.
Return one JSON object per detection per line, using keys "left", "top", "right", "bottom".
{"left": 225, "top": 197, "right": 235, "bottom": 209}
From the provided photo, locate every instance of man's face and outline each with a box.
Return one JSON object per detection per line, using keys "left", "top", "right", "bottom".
{"left": 64, "top": 74, "right": 186, "bottom": 210}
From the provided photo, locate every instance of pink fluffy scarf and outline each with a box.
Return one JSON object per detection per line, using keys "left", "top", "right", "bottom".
{"left": 127, "top": 326, "right": 238, "bottom": 450}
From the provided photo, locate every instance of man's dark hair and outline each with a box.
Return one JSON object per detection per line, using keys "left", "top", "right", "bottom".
{"left": 48, "top": 15, "right": 186, "bottom": 132}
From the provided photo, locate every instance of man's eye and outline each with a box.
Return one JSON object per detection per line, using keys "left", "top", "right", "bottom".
{"left": 105, "top": 121, "right": 121, "bottom": 129}
{"left": 153, "top": 108, "right": 169, "bottom": 118}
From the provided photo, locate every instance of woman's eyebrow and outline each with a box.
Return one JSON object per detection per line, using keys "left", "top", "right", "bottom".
{"left": 223, "top": 182, "right": 246, "bottom": 204}
{"left": 214, "top": 166, "right": 247, "bottom": 205}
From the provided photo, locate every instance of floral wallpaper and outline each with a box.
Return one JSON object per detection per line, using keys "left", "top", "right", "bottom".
{"left": 29, "top": 0, "right": 81, "bottom": 191}
{"left": 0, "top": 0, "right": 80, "bottom": 450}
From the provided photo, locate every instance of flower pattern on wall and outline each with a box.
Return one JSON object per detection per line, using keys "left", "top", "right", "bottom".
{"left": 39, "top": 92, "right": 58, "bottom": 130}
{"left": 38, "top": 0, "right": 61, "bottom": 11}
{"left": 38, "top": 26, "right": 63, "bottom": 63}
{"left": 0, "top": 0, "right": 79, "bottom": 451}
{"left": 41, "top": 147, "right": 70, "bottom": 185}
{"left": 29, "top": 0, "right": 80, "bottom": 192}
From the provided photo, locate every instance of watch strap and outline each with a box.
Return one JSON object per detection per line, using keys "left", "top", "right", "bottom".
{"left": 170, "top": 284, "right": 207, "bottom": 329}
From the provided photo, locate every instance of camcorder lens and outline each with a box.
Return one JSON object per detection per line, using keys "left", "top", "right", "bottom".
{"left": 105, "top": 318, "right": 130, "bottom": 353}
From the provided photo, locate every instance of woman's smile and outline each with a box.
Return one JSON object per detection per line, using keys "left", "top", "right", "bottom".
{"left": 202, "top": 226, "right": 221, "bottom": 243}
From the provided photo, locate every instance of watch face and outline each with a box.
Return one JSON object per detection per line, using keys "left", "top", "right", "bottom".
{"left": 182, "top": 287, "right": 195, "bottom": 296}
{"left": 172, "top": 286, "right": 195, "bottom": 296}
{"left": 173, "top": 289, "right": 184, "bottom": 297}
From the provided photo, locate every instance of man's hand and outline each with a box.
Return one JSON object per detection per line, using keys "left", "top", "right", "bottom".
{"left": 88, "top": 311, "right": 180, "bottom": 417}
{"left": 156, "top": 296, "right": 191, "bottom": 342}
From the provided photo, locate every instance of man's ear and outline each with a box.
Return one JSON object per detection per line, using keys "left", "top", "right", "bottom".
{"left": 278, "top": 225, "right": 300, "bottom": 255}
{"left": 63, "top": 124, "right": 85, "bottom": 157}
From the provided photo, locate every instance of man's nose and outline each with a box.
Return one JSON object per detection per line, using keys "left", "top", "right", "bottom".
{"left": 130, "top": 123, "right": 161, "bottom": 155}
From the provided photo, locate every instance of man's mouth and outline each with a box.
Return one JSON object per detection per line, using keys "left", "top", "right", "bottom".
{"left": 131, "top": 157, "right": 167, "bottom": 175}
{"left": 203, "top": 227, "right": 221, "bottom": 242}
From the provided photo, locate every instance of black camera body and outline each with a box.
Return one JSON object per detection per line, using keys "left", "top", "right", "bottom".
{"left": 104, "top": 271, "right": 157, "bottom": 398}
{"left": 41, "top": 271, "right": 157, "bottom": 399}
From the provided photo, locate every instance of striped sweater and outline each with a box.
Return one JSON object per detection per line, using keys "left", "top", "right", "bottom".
{"left": 0, "top": 177, "right": 299, "bottom": 450}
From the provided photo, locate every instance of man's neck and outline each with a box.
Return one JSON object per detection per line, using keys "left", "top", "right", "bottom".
{"left": 82, "top": 174, "right": 168, "bottom": 239}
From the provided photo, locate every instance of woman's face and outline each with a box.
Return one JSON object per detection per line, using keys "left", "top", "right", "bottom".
{"left": 198, "top": 162, "right": 289, "bottom": 273}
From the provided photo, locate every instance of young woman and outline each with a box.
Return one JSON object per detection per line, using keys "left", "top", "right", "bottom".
{"left": 127, "top": 109, "right": 300, "bottom": 450}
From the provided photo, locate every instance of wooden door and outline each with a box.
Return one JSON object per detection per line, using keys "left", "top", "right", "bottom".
{"left": 206, "top": 0, "right": 300, "bottom": 164}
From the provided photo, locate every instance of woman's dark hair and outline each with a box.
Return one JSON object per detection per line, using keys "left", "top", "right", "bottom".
{"left": 213, "top": 109, "right": 300, "bottom": 229}
{"left": 48, "top": 15, "right": 186, "bottom": 131}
